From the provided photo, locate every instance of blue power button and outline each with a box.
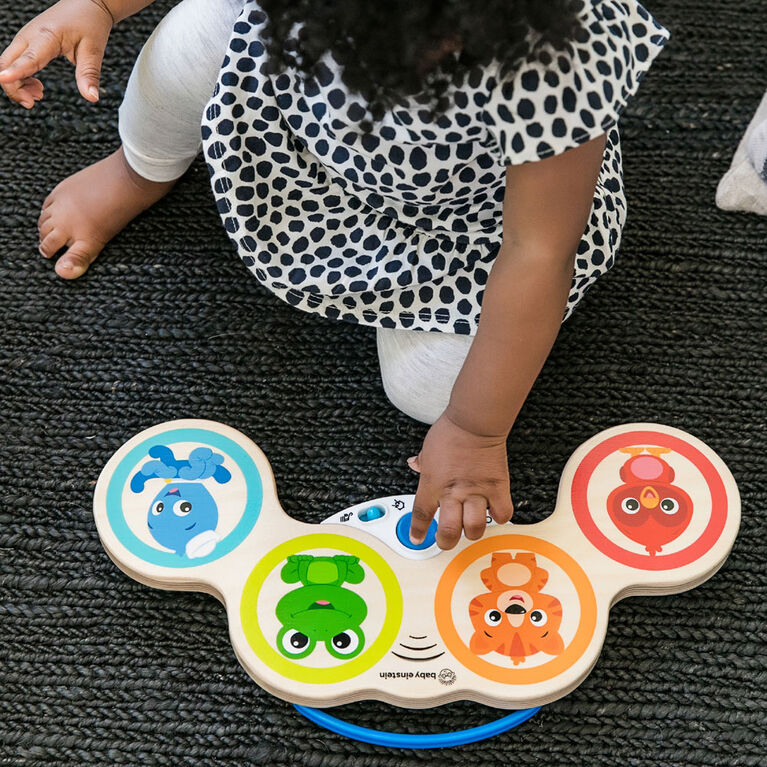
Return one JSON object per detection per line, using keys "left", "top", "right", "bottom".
{"left": 396, "top": 512, "right": 437, "bottom": 550}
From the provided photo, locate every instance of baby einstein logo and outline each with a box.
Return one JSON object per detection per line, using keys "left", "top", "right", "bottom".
{"left": 438, "top": 668, "right": 456, "bottom": 686}
{"left": 378, "top": 668, "right": 456, "bottom": 685}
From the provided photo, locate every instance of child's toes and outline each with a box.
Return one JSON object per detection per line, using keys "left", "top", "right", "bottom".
{"left": 40, "top": 191, "right": 57, "bottom": 214}
{"left": 54, "top": 240, "right": 102, "bottom": 279}
{"left": 39, "top": 228, "right": 66, "bottom": 259}
{"left": 37, "top": 204, "right": 54, "bottom": 232}
{"left": 38, "top": 208, "right": 54, "bottom": 236}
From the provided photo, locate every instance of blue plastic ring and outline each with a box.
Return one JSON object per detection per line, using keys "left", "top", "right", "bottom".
{"left": 293, "top": 704, "right": 540, "bottom": 748}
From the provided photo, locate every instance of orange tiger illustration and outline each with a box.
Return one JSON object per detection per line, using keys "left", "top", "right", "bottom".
{"left": 468, "top": 552, "right": 565, "bottom": 665}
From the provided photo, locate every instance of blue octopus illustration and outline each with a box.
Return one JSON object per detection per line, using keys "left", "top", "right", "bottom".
{"left": 130, "top": 445, "right": 232, "bottom": 558}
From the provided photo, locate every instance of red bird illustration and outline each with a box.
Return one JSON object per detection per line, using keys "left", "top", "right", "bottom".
{"left": 606, "top": 447, "right": 693, "bottom": 556}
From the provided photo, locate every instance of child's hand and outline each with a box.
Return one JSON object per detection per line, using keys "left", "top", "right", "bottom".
{"left": 408, "top": 413, "right": 515, "bottom": 550}
{"left": 0, "top": 0, "right": 113, "bottom": 109}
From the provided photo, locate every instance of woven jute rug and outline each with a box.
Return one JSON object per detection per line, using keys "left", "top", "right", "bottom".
{"left": 1, "top": 1, "right": 765, "bottom": 764}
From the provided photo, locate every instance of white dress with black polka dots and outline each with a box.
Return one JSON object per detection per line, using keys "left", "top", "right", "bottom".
{"left": 202, "top": 1, "right": 669, "bottom": 335}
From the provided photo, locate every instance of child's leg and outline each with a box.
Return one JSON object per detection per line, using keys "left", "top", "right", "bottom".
{"left": 376, "top": 327, "right": 473, "bottom": 425}
{"left": 38, "top": 0, "right": 242, "bottom": 278}
{"left": 118, "top": 0, "right": 242, "bottom": 182}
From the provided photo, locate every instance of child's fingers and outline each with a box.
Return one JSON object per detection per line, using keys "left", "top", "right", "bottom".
{"left": 410, "top": 484, "right": 439, "bottom": 545}
{"left": 0, "top": 82, "right": 30, "bottom": 107}
{"left": 0, "top": 34, "right": 30, "bottom": 80}
{"left": 0, "top": 37, "right": 32, "bottom": 104}
{"left": 5, "top": 78, "right": 44, "bottom": 109}
{"left": 462, "top": 495, "right": 488, "bottom": 541}
{"left": 0, "top": 33, "right": 60, "bottom": 83}
{"left": 17, "top": 77, "right": 44, "bottom": 103}
{"left": 1, "top": 80, "right": 41, "bottom": 109}
{"left": 74, "top": 40, "right": 104, "bottom": 101}
{"left": 434, "top": 497, "right": 462, "bottom": 550}
{"left": 488, "top": 492, "right": 514, "bottom": 526}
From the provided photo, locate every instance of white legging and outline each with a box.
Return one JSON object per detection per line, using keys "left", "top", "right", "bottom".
{"left": 118, "top": 0, "right": 474, "bottom": 424}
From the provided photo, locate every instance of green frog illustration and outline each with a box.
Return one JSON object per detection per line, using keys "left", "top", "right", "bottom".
{"left": 275, "top": 554, "right": 368, "bottom": 660}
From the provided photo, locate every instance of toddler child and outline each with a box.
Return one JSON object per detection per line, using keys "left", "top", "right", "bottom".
{"left": 0, "top": 0, "right": 669, "bottom": 548}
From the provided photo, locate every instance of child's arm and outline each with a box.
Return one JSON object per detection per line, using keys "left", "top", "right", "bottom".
{"left": 0, "top": 0, "right": 156, "bottom": 108}
{"left": 409, "top": 134, "right": 607, "bottom": 550}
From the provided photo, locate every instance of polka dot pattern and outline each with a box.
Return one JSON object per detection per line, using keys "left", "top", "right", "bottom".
{"left": 202, "top": 1, "right": 669, "bottom": 335}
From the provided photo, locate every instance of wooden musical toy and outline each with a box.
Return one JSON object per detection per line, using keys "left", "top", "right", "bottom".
{"left": 93, "top": 420, "right": 740, "bottom": 711}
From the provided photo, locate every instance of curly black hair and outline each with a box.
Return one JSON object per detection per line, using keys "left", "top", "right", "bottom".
{"left": 258, "top": 0, "right": 584, "bottom": 125}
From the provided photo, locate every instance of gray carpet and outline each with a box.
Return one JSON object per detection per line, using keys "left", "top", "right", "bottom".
{"left": 1, "top": 1, "right": 765, "bottom": 765}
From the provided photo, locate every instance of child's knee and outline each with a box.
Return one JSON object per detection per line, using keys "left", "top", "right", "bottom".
{"left": 379, "top": 366, "right": 447, "bottom": 425}
{"left": 134, "top": 0, "right": 241, "bottom": 106}
{"left": 376, "top": 327, "right": 470, "bottom": 425}
{"left": 118, "top": 0, "right": 243, "bottom": 178}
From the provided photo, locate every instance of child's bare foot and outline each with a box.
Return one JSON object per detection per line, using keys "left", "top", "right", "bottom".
{"left": 37, "top": 146, "right": 177, "bottom": 278}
